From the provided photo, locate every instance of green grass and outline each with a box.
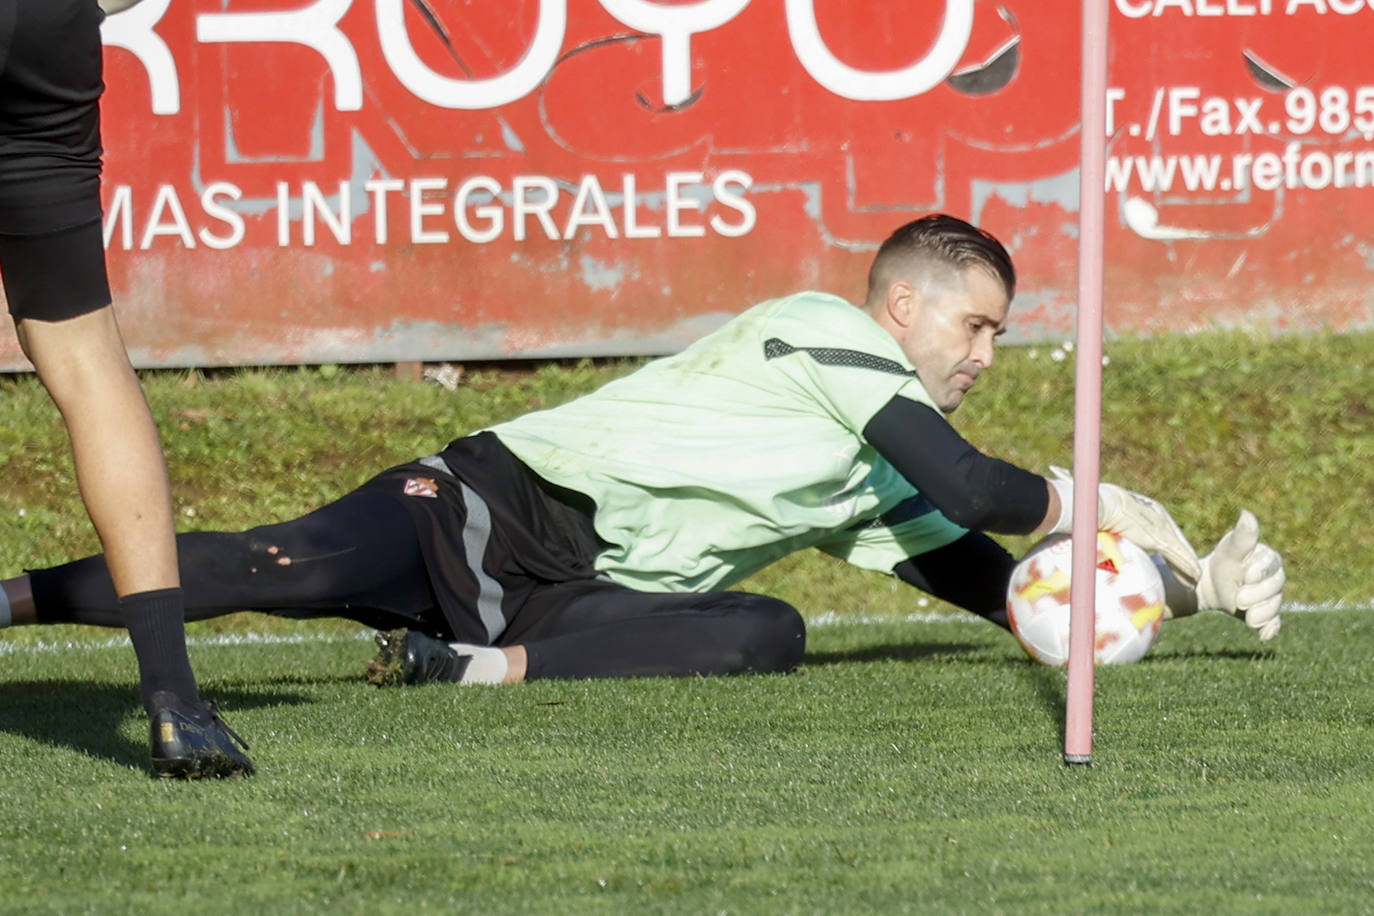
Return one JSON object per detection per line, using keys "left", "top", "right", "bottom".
{"left": 1, "top": 331, "right": 1372, "bottom": 912}
{"left": 2, "top": 614, "right": 1373, "bottom": 913}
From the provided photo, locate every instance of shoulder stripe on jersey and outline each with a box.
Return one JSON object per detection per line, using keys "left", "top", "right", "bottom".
{"left": 763, "top": 338, "right": 916, "bottom": 378}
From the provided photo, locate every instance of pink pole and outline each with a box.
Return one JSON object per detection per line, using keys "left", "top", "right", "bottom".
{"left": 1065, "top": 0, "right": 1110, "bottom": 765}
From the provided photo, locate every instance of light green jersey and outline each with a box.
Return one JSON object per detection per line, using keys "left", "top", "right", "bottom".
{"left": 491, "top": 291, "right": 968, "bottom": 592}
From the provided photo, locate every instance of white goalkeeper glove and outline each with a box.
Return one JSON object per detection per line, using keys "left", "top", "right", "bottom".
{"left": 1187, "top": 510, "right": 1285, "bottom": 641}
{"left": 1047, "top": 466, "right": 1202, "bottom": 582}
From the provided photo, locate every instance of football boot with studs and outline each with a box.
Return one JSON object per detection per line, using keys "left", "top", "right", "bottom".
{"left": 365, "top": 628, "right": 471, "bottom": 686}
{"left": 148, "top": 691, "right": 255, "bottom": 779}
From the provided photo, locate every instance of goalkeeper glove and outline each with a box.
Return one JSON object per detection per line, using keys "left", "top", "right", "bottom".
{"left": 1047, "top": 466, "right": 1202, "bottom": 582}
{"left": 1178, "top": 510, "right": 1284, "bottom": 641}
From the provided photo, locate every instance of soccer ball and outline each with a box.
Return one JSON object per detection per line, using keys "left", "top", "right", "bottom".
{"left": 1005, "top": 531, "right": 1166, "bottom": 666}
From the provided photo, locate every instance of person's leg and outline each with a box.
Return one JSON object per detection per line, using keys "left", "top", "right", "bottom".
{"left": 16, "top": 308, "right": 174, "bottom": 595}
{"left": 0, "top": 0, "right": 249, "bottom": 777}
{"left": 15, "top": 307, "right": 201, "bottom": 692}
{"left": 14, "top": 489, "right": 443, "bottom": 633}
{"left": 10, "top": 302, "right": 250, "bottom": 780}
{"left": 514, "top": 585, "right": 807, "bottom": 681}
{"left": 371, "top": 582, "right": 806, "bottom": 686}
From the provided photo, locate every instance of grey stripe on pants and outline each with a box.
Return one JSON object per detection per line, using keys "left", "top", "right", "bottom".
{"left": 419, "top": 454, "right": 508, "bottom": 643}
{"left": 458, "top": 481, "right": 508, "bottom": 643}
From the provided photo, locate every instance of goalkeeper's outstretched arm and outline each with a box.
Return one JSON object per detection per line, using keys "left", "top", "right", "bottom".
{"left": 862, "top": 396, "right": 1200, "bottom": 580}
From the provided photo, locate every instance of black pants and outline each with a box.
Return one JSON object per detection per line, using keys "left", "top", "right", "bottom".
{"left": 29, "top": 482, "right": 806, "bottom": 681}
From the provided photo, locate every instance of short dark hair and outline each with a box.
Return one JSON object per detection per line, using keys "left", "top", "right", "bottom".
{"left": 866, "top": 214, "right": 1016, "bottom": 302}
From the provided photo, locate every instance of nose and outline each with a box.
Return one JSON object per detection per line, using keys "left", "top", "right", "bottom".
{"left": 972, "top": 333, "right": 996, "bottom": 369}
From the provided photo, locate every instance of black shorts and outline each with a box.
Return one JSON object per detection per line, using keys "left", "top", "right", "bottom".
{"left": 0, "top": 0, "right": 110, "bottom": 320}
{"left": 359, "top": 432, "right": 610, "bottom": 646}
{"left": 0, "top": 218, "right": 111, "bottom": 320}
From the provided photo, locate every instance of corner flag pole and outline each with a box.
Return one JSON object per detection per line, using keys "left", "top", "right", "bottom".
{"left": 1065, "top": 0, "right": 1110, "bottom": 766}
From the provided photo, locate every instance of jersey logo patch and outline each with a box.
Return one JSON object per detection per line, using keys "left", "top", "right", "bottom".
{"left": 763, "top": 338, "right": 917, "bottom": 378}
{"left": 403, "top": 477, "right": 439, "bottom": 499}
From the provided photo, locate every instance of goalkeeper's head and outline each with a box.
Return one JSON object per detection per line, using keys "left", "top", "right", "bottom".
{"left": 862, "top": 215, "right": 1016, "bottom": 414}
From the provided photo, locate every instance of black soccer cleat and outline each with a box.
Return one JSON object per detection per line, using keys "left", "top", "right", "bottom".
{"left": 148, "top": 691, "right": 255, "bottom": 779}
{"left": 365, "top": 629, "right": 471, "bottom": 686}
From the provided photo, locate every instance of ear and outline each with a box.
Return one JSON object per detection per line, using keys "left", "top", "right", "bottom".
{"left": 885, "top": 280, "right": 919, "bottom": 328}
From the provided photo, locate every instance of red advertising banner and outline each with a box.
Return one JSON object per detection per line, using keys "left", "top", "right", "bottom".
{"left": 1, "top": 0, "right": 1370, "bottom": 369}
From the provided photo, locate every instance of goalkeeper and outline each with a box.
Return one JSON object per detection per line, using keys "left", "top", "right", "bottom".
{"left": 0, "top": 215, "right": 1285, "bottom": 685}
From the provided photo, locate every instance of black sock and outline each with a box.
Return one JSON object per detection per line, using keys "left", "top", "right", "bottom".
{"left": 119, "top": 587, "right": 200, "bottom": 714}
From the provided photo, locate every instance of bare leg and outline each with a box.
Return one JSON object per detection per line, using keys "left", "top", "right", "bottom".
{"left": 15, "top": 307, "right": 207, "bottom": 712}
{"left": 16, "top": 308, "right": 177, "bottom": 595}
{"left": 502, "top": 646, "right": 527, "bottom": 684}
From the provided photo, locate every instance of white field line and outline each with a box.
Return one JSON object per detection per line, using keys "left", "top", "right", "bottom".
{"left": 0, "top": 630, "right": 372, "bottom": 657}
{"left": 0, "top": 601, "right": 1366, "bottom": 656}
{"left": 808, "top": 600, "right": 1373, "bottom": 629}
{"left": 1283, "top": 599, "right": 1374, "bottom": 612}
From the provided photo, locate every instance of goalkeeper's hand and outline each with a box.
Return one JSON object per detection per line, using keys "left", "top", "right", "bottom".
{"left": 1047, "top": 466, "right": 1201, "bottom": 581}
{"left": 1193, "top": 510, "right": 1285, "bottom": 641}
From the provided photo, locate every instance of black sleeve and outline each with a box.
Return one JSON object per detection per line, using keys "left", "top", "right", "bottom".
{"left": 862, "top": 394, "right": 1048, "bottom": 535}
{"left": 892, "top": 532, "right": 1017, "bottom": 630}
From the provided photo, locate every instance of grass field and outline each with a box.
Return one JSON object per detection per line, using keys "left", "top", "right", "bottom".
{"left": 1, "top": 331, "right": 1372, "bottom": 912}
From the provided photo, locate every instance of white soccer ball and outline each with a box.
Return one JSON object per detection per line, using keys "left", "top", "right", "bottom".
{"left": 1005, "top": 531, "right": 1166, "bottom": 666}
